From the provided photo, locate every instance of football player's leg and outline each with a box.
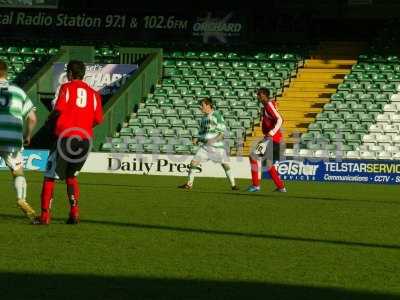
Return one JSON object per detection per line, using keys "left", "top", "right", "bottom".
{"left": 266, "top": 142, "right": 285, "bottom": 191}
{"left": 39, "top": 149, "right": 65, "bottom": 224}
{"left": 179, "top": 146, "right": 207, "bottom": 189}
{"left": 2, "top": 151, "right": 36, "bottom": 220}
{"left": 248, "top": 139, "right": 268, "bottom": 190}
{"left": 64, "top": 138, "right": 90, "bottom": 223}
{"left": 221, "top": 163, "right": 237, "bottom": 189}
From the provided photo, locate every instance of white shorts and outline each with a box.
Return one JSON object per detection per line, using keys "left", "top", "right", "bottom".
{"left": 193, "top": 145, "right": 230, "bottom": 164}
{"left": 0, "top": 151, "right": 23, "bottom": 171}
{"left": 249, "top": 137, "right": 281, "bottom": 161}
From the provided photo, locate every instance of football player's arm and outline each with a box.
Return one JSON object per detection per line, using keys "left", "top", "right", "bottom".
{"left": 93, "top": 93, "right": 104, "bottom": 127}
{"left": 24, "top": 110, "right": 37, "bottom": 146}
{"left": 267, "top": 102, "right": 283, "bottom": 136}
{"left": 21, "top": 96, "right": 37, "bottom": 146}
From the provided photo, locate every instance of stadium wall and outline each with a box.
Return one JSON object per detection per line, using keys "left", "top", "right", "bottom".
{"left": 2, "top": 151, "right": 399, "bottom": 184}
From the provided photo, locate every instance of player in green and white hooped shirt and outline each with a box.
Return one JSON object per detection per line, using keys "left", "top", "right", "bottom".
{"left": 0, "top": 60, "right": 38, "bottom": 221}
{"left": 179, "top": 98, "right": 238, "bottom": 190}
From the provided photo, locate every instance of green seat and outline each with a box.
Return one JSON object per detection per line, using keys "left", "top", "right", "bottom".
{"left": 132, "top": 128, "right": 147, "bottom": 137}
{"left": 338, "top": 83, "right": 351, "bottom": 91}
{"left": 128, "top": 143, "right": 144, "bottom": 152}
{"left": 308, "top": 123, "right": 322, "bottom": 133}
{"left": 174, "top": 145, "right": 190, "bottom": 154}
{"left": 170, "top": 119, "right": 185, "bottom": 129}
{"left": 163, "top": 128, "right": 176, "bottom": 137}
{"left": 101, "top": 143, "right": 112, "bottom": 151}
{"left": 184, "top": 119, "right": 198, "bottom": 128}
{"left": 156, "top": 119, "right": 170, "bottom": 128}
{"left": 119, "top": 128, "right": 132, "bottom": 137}
{"left": 147, "top": 128, "right": 162, "bottom": 137}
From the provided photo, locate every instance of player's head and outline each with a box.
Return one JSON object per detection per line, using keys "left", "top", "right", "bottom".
{"left": 200, "top": 97, "right": 214, "bottom": 114}
{"left": 257, "top": 88, "right": 270, "bottom": 104}
{"left": 66, "top": 60, "right": 85, "bottom": 80}
{"left": 0, "top": 60, "right": 8, "bottom": 79}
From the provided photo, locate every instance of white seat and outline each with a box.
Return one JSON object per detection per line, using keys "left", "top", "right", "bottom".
{"left": 329, "top": 151, "right": 345, "bottom": 160}
{"left": 346, "top": 150, "right": 360, "bottom": 159}
{"left": 377, "top": 151, "right": 392, "bottom": 160}
{"left": 369, "top": 124, "right": 383, "bottom": 133}
{"left": 376, "top": 114, "right": 390, "bottom": 123}
{"left": 299, "top": 149, "right": 313, "bottom": 157}
{"left": 385, "top": 145, "right": 399, "bottom": 152}
{"left": 392, "top": 135, "right": 400, "bottom": 144}
{"left": 383, "top": 124, "right": 399, "bottom": 133}
{"left": 383, "top": 104, "right": 397, "bottom": 112}
{"left": 360, "top": 151, "right": 376, "bottom": 159}
{"left": 369, "top": 145, "right": 384, "bottom": 152}
{"left": 391, "top": 93, "right": 400, "bottom": 102}
{"left": 357, "top": 144, "right": 369, "bottom": 151}
{"left": 314, "top": 149, "right": 329, "bottom": 158}
{"left": 376, "top": 135, "right": 392, "bottom": 144}
{"left": 390, "top": 114, "right": 400, "bottom": 123}
{"left": 362, "top": 134, "right": 376, "bottom": 143}
{"left": 392, "top": 152, "right": 400, "bottom": 160}
{"left": 284, "top": 148, "right": 296, "bottom": 157}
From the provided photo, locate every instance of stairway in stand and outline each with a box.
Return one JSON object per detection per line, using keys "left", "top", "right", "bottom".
{"left": 241, "top": 42, "right": 365, "bottom": 155}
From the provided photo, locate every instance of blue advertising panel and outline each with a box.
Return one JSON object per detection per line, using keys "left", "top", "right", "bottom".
{"left": 53, "top": 63, "right": 138, "bottom": 96}
{"left": 263, "top": 159, "right": 400, "bottom": 184}
{"left": 0, "top": 149, "right": 49, "bottom": 171}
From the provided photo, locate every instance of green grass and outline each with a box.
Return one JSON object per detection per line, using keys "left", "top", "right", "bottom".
{"left": 0, "top": 171, "right": 399, "bottom": 300}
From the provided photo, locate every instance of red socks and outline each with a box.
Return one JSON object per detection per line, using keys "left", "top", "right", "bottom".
{"left": 250, "top": 158, "right": 260, "bottom": 187}
{"left": 40, "top": 177, "right": 55, "bottom": 223}
{"left": 40, "top": 177, "right": 81, "bottom": 223}
{"left": 66, "top": 177, "right": 80, "bottom": 218}
{"left": 250, "top": 158, "right": 285, "bottom": 189}
{"left": 268, "top": 166, "right": 285, "bottom": 189}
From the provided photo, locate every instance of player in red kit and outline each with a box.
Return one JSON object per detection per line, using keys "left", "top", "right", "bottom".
{"left": 34, "top": 60, "right": 104, "bottom": 225}
{"left": 247, "top": 88, "right": 286, "bottom": 193}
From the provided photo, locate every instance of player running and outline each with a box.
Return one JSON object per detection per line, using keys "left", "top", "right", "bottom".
{"left": 178, "top": 97, "right": 239, "bottom": 190}
{"left": 248, "top": 88, "right": 286, "bottom": 192}
{"left": 0, "top": 60, "right": 38, "bottom": 221}
{"left": 35, "top": 60, "right": 103, "bottom": 225}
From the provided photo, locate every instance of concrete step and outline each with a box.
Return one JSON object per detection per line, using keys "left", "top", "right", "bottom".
{"left": 299, "top": 68, "right": 351, "bottom": 74}
{"left": 287, "top": 87, "right": 337, "bottom": 92}
{"left": 278, "top": 97, "right": 331, "bottom": 103}
{"left": 290, "top": 81, "right": 339, "bottom": 88}
{"left": 304, "top": 59, "right": 357, "bottom": 65}
{"left": 294, "top": 78, "right": 343, "bottom": 84}
{"left": 283, "top": 91, "right": 335, "bottom": 98}
{"left": 280, "top": 107, "right": 322, "bottom": 113}
{"left": 304, "top": 63, "right": 353, "bottom": 69}
{"left": 297, "top": 73, "right": 346, "bottom": 80}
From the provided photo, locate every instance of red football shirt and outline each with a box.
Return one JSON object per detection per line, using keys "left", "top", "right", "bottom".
{"left": 54, "top": 80, "right": 103, "bottom": 139}
{"left": 261, "top": 100, "right": 283, "bottom": 143}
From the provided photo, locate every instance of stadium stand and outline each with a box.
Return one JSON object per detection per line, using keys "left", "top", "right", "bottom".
{"left": 101, "top": 49, "right": 304, "bottom": 155}
{"left": 292, "top": 53, "right": 400, "bottom": 159}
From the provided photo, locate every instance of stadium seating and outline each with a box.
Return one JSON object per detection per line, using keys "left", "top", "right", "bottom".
{"left": 292, "top": 54, "right": 400, "bottom": 159}
{"left": 0, "top": 46, "right": 59, "bottom": 85}
{"left": 101, "top": 50, "right": 303, "bottom": 154}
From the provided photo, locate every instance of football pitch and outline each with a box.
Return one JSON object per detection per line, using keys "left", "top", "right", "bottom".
{"left": 0, "top": 171, "right": 399, "bottom": 300}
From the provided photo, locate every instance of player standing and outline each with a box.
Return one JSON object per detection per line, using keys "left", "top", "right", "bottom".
{"left": 178, "top": 97, "right": 239, "bottom": 190}
{"left": 0, "top": 60, "right": 38, "bottom": 220}
{"left": 248, "top": 88, "right": 286, "bottom": 192}
{"left": 35, "top": 60, "right": 103, "bottom": 225}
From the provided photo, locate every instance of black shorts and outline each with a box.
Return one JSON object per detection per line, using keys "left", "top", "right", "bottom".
{"left": 45, "top": 137, "right": 91, "bottom": 180}
{"left": 250, "top": 138, "right": 282, "bottom": 162}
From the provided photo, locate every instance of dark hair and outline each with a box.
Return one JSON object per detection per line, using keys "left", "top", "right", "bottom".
{"left": 0, "top": 60, "right": 8, "bottom": 78}
{"left": 201, "top": 97, "right": 214, "bottom": 108}
{"left": 257, "top": 87, "right": 270, "bottom": 98}
{"left": 67, "top": 60, "right": 85, "bottom": 80}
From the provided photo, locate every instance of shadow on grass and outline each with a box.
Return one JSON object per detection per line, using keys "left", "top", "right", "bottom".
{"left": 1, "top": 272, "right": 399, "bottom": 300}
{"left": 1, "top": 213, "right": 399, "bottom": 251}
{"left": 21, "top": 178, "right": 400, "bottom": 206}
